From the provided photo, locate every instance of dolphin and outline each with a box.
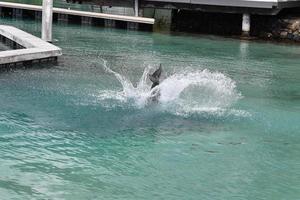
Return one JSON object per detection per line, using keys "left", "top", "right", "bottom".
{"left": 149, "top": 64, "right": 162, "bottom": 89}
{"left": 148, "top": 65, "right": 162, "bottom": 103}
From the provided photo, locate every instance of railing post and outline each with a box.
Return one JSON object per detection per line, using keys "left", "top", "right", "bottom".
{"left": 134, "top": 0, "right": 139, "bottom": 17}
{"left": 42, "top": 0, "right": 53, "bottom": 42}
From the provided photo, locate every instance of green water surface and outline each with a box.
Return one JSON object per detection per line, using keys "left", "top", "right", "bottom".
{"left": 0, "top": 18, "right": 300, "bottom": 200}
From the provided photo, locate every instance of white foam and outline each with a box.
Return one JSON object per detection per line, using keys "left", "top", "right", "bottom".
{"left": 97, "top": 59, "right": 247, "bottom": 117}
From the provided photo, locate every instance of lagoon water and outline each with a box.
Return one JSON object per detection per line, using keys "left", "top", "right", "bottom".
{"left": 0, "top": 18, "right": 300, "bottom": 199}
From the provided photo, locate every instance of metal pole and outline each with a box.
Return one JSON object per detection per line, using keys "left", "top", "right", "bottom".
{"left": 42, "top": 0, "right": 53, "bottom": 42}
{"left": 134, "top": 0, "right": 138, "bottom": 17}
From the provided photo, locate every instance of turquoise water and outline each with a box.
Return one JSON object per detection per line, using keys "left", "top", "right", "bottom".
{"left": 0, "top": 45, "right": 8, "bottom": 51}
{"left": 0, "top": 18, "right": 300, "bottom": 199}
{"left": 0, "top": 42, "right": 11, "bottom": 51}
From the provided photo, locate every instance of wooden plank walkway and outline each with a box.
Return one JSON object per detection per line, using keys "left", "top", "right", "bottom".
{"left": 0, "top": 1, "right": 155, "bottom": 24}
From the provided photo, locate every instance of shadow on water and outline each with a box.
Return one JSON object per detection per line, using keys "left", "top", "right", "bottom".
{"left": 0, "top": 60, "right": 59, "bottom": 74}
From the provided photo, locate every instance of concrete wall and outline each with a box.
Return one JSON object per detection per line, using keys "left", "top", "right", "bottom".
{"left": 152, "top": 8, "right": 172, "bottom": 31}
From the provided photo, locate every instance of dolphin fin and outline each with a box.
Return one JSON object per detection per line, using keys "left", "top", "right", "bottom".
{"left": 149, "top": 65, "right": 162, "bottom": 83}
{"left": 152, "top": 65, "right": 162, "bottom": 79}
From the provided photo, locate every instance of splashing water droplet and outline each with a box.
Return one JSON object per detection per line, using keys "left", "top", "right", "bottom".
{"left": 98, "top": 59, "right": 245, "bottom": 117}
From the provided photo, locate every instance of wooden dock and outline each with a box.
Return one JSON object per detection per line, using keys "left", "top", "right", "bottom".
{"left": 0, "top": 1, "right": 155, "bottom": 24}
{"left": 0, "top": 25, "right": 61, "bottom": 65}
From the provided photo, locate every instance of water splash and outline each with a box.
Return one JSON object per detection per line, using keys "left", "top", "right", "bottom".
{"left": 100, "top": 59, "right": 153, "bottom": 107}
{"left": 98, "top": 59, "right": 246, "bottom": 117}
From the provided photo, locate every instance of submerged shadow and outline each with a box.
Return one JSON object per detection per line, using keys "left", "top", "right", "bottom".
{"left": 0, "top": 59, "right": 59, "bottom": 73}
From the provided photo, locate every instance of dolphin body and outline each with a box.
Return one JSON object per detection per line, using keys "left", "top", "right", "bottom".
{"left": 148, "top": 65, "right": 162, "bottom": 103}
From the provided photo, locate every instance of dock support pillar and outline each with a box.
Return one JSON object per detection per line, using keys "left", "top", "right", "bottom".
{"left": 58, "top": 14, "right": 68, "bottom": 22}
{"left": 104, "top": 19, "right": 115, "bottom": 28}
{"left": 134, "top": 0, "right": 139, "bottom": 17}
{"left": 127, "top": 22, "right": 138, "bottom": 30}
{"left": 42, "top": 0, "right": 53, "bottom": 42}
{"left": 81, "top": 16, "right": 92, "bottom": 25}
{"left": 35, "top": 11, "right": 42, "bottom": 20}
{"left": 12, "top": 8, "right": 23, "bottom": 18}
{"left": 242, "top": 13, "right": 250, "bottom": 36}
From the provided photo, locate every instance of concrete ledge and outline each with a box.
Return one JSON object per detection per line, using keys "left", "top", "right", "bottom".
{"left": 0, "top": 25, "right": 62, "bottom": 65}
{"left": 146, "top": 0, "right": 279, "bottom": 9}
{"left": 0, "top": 2, "right": 155, "bottom": 24}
